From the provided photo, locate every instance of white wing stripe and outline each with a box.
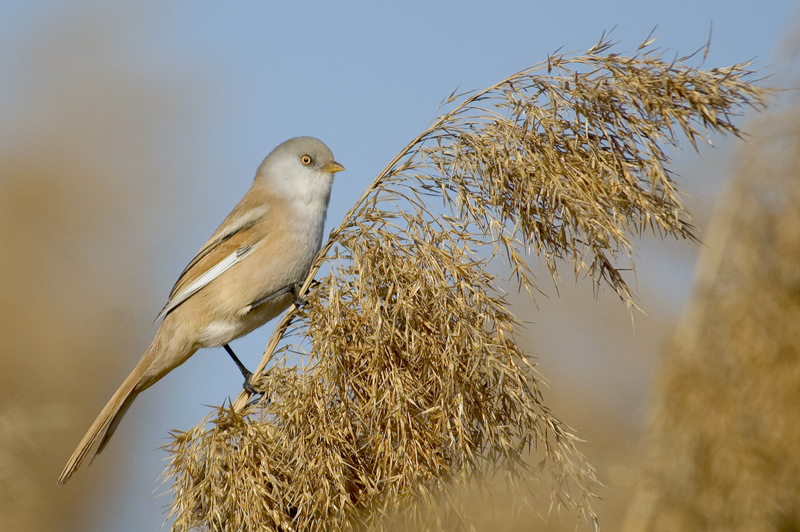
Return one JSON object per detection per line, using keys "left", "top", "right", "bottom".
{"left": 156, "top": 244, "right": 257, "bottom": 321}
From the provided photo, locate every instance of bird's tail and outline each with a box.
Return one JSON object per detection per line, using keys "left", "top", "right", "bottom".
{"left": 58, "top": 325, "right": 187, "bottom": 484}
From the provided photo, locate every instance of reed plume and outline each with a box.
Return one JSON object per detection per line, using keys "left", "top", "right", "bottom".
{"left": 164, "top": 37, "right": 768, "bottom": 532}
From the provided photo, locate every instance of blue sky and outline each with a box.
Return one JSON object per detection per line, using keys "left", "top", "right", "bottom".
{"left": 2, "top": 1, "right": 798, "bottom": 530}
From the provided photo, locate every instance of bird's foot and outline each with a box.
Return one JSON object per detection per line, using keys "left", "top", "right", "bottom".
{"left": 242, "top": 371, "right": 260, "bottom": 395}
{"left": 291, "top": 282, "right": 307, "bottom": 306}
{"left": 291, "top": 280, "right": 320, "bottom": 307}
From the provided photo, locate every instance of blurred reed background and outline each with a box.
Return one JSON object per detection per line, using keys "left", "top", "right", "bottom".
{"left": 0, "top": 5, "right": 205, "bottom": 530}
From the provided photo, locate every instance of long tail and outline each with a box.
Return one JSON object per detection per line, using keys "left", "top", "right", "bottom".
{"left": 58, "top": 325, "right": 191, "bottom": 484}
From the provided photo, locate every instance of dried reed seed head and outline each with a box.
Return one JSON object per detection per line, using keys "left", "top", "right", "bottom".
{"left": 164, "top": 39, "right": 770, "bottom": 532}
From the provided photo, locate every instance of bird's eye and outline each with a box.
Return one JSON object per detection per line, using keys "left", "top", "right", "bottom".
{"left": 300, "top": 155, "right": 312, "bottom": 166}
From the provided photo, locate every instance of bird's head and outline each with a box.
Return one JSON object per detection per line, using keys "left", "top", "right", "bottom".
{"left": 256, "top": 136, "right": 344, "bottom": 205}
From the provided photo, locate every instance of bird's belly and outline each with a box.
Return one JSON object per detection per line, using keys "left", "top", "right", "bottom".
{"left": 197, "top": 290, "right": 292, "bottom": 348}
{"left": 198, "top": 319, "right": 244, "bottom": 347}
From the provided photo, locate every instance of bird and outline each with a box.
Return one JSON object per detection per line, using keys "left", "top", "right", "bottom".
{"left": 58, "top": 136, "right": 344, "bottom": 484}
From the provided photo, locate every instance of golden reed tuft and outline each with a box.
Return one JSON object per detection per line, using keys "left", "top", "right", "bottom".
{"left": 163, "top": 36, "right": 769, "bottom": 532}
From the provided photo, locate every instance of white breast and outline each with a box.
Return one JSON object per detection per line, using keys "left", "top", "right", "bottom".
{"left": 199, "top": 319, "right": 242, "bottom": 347}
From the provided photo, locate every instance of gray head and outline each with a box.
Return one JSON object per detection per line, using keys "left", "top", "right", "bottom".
{"left": 255, "top": 137, "right": 344, "bottom": 205}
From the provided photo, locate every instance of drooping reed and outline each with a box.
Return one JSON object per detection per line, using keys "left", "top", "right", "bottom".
{"left": 164, "top": 37, "right": 768, "bottom": 532}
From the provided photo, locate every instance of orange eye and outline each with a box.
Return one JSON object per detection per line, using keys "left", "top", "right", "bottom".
{"left": 300, "top": 155, "right": 312, "bottom": 166}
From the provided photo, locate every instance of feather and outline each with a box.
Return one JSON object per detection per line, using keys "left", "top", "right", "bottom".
{"left": 156, "top": 244, "right": 257, "bottom": 320}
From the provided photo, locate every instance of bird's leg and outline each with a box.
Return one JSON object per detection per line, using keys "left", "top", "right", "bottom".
{"left": 223, "top": 344, "right": 259, "bottom": 394}
{"left": 248, "top": 284, "right": 292, "bottom": 310}
{"left": 249, "top": 280, "right": 320, "bottom": 311}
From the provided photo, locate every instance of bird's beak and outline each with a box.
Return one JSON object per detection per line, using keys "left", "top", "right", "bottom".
{"left": 321, "top": 160, "right": 345, "bottom": 174}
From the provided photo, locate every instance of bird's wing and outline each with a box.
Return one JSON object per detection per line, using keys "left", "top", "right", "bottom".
{"left": 156, "top": 204, "right": 269, "bottom": 321}
{"left": 155, "top": 244, "right": 257, "bottom": 321}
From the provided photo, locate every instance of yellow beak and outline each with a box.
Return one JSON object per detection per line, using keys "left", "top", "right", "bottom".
{"left": 321, "top": 160, "right": 345, "bottom": 174}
